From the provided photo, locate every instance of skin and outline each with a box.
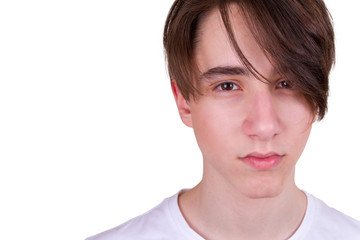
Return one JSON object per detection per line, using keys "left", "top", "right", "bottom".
{"left": 172, "top": 6, "right": 314, "bottom": 240}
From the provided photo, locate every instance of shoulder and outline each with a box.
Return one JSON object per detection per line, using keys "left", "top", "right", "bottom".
{"left": 86, "top": 191, "right": 197, "bottom": 240}
{"left": 305, "top": 193, "right": 360, "bottom": 239}
{"left": 86, "top": 198, "right": 173, "bottom": 240}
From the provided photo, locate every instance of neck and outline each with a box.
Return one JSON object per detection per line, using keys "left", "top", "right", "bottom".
{"left": 179, "top": 173, "right": 307, "bottom": 240}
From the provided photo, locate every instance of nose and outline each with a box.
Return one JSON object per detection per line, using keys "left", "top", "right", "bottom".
{"left": 242, "top": 90, "right": 281, "bottom": 141}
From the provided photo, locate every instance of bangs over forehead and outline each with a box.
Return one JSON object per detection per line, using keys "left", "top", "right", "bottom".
{"left": 163, "top": 0, "right": 335, "bottom": 120}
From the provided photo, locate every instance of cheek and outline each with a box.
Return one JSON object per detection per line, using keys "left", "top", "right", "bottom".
{"left": 190, "top": 101, "right": 239, "bottom": 157}
{"left": 279, "top": 95, "right": 314, "bottom": 131}
{"left": 279, "top": 98, "right": 313, "bottom": 155}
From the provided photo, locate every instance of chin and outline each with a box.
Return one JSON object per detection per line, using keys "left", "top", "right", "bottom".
{"left": 245, "top": 187, "right": 283, "bottom": 199}
{"left": 239, "top": 174, "right": 287, "bottom": 199}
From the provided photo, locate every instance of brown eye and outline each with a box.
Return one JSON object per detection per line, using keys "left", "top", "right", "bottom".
{"left": 218, "top": 82, "right": 236, "bottom": 91}
{"left": 276, "top": 80, "right": 292, "bottom": 89}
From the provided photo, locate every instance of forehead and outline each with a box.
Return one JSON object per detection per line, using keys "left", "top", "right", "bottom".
{"left": 194, "top": 5, "right": 275, "bottom": 79}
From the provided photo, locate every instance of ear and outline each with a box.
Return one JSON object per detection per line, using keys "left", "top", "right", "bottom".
{"left": 171, "top": 81, "right": 193, "bottom": 128}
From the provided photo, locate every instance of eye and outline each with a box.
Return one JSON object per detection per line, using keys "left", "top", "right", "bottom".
{"left": 216, "top": 82, "right": 240, "bottom": 91}
{"left": 276, "top": 80, "right": 293, "bottom": 89}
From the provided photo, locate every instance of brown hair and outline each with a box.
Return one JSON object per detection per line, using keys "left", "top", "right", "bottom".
{"left": 163, "top": 0, "right": 335, "bottom": 120}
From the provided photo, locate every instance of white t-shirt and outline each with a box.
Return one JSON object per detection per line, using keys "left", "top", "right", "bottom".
{"left": 87, "top": 190, "right": 360, "bottom": 240}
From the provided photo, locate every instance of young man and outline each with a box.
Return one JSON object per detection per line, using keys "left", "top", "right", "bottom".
{"left": 88, "top": 0, "right": 360, "bottom": 239}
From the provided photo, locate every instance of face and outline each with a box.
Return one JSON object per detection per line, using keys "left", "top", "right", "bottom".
{"left": 174, "top": 7, "right": 314, "bottom": 199}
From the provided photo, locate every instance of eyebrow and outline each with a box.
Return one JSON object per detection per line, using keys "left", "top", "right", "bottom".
{"left": 200, "top": 66, "right": 250, "bottom": 80}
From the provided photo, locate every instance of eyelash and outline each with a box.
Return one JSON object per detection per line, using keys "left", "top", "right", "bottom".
{"left": 214, "top": 80, "right": 293, "bottom": 92}
{"left": 276, "top": 80, "right": 293, "bottom": 89}
{"left": 215, "top": 82, "right": 241, "bottom": 91}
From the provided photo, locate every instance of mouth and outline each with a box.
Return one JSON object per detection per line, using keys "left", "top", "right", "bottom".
{"left": 239, "top": 152, "right": 284, "bottom": 170}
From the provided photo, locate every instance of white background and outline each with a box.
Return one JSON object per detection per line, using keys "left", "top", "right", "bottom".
{"left": 0, "top": 1, "right": 359, "bottom": 239}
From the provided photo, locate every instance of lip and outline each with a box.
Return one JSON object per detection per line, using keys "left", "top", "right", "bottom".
{"left": 240, "top": 152, "right": 284, "bottom": 170}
